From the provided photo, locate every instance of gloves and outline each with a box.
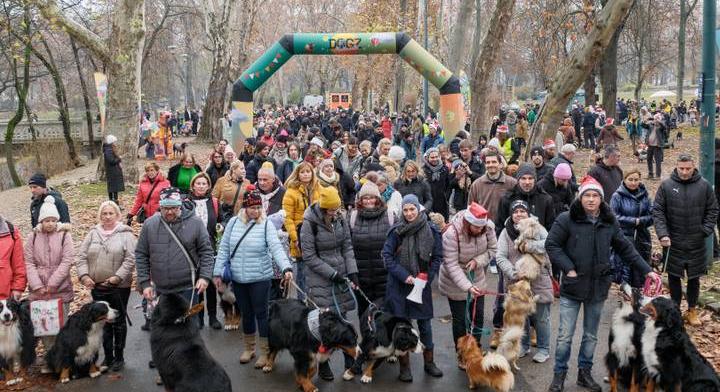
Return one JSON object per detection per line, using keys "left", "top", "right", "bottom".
{"left": 126, "top": 213, "right": 134, "bottom": 225}
{"left": 347, "top": 273, "right": 359, "bottom": 287}
{"left": 331, "top": 272, "right": 346, "bottom": 284}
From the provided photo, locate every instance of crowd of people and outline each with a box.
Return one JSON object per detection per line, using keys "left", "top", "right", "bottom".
{"left": 0, "top": 100, "right": 718, "bottom": 392}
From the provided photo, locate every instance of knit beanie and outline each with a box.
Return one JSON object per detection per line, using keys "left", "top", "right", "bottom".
{"left": 553, "top": 163, "right": 572, "bottom": 180}
{"left": 357, "top": 181, "right": 381, "bottom": 201}
{"left": 261, "top": 161, "right": 274, "bottom": 170}
{"left": 510, "top": 199, "right": 529, "bottom": 214}
{"left": 159, "top": 187, "right": 183, "bottom": 207}
{"left": 515, "top": 162, "right": 536, "bottom": 179}
{"left": 318, "top": 186, "right": 341, "bottom": 210}
{"left": 105, "top": 134, "right": 118, "bottom": 145}
{"left": 529, "top": 146, "right": 544, "bottom": 157}
{"left": 578, "top": 176, "right": 604, "bottom": 199}
{"left": 38, "top": 195, "right": 60, "bottom": 222}
{"left": 388, "top": 145, "right": 406, "bottom": 162}
{"left": 464, "top": 202, "right": 488, "bottom": 227}
{"left": 242, "top": 184, "right": 263, "bottom": 208}
{"left": 28, "top": 173, "right": 47, "bottom": 188}
{"left": 401, "top": 194, "right": 421, "bottom": 211}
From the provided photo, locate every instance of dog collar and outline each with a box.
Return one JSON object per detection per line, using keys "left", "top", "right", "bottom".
{"left": 307, "top": 308, "right": 322, "bottom": 343}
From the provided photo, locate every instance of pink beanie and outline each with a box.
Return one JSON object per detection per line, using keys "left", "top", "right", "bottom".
{"left": 553, "top": 163, "right": 572, "bottom": 180}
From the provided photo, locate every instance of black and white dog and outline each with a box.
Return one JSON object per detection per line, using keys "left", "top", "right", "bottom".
{"left": 0, "top": 299, "right": 36, "bottom": 386}
{"left": 344, "top": 307, "right": 422, "bottom": 383}
{"left": 605, "top": 284, "right": 646, "bottom": 392}
{"left": 46, "top": 301, "right": 117, "bottom": 383}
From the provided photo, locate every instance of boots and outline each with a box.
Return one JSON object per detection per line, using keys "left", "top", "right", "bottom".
{"left": 422, "top": 349, "right": 443, "bottom": 378}
{"left": 254, "top": 337, "right": 270, "bottom": 369}
{"left": 318, "top": 361, "right": 334, "bottom": 381}
{"left": 111, "top": 323, "right": 127, "bottom": 371}
{"left": 397, "top": 353, "right": 412, "bottom": 382}
{"left": 548, "top": 371, "right": 566, "bottom": 392}
{"left": 239, "top": 334, "right": 257, "bottom": 364}
{"left": 209, "top": 315, "right": 222, "bottom": 330}
{"left": 101, "top": 325, "right": 114, "bottom": 372}
{"left": 489, "top": 330, "right": 500, "bottom": 349}
{"left": 576, "top": 368, "right": 601, "bottom": 392}
{"left": 684, "top": 307, "right": 701, "bottom": 327}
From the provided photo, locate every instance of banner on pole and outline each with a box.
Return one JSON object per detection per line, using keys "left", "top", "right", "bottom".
{"left": 93, "top": 72, "right": 108, "bottom": 134}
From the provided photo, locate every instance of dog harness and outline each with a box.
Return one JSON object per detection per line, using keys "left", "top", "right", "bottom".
{"left": 307, "top": 308, "right": 322, "bottom": 342}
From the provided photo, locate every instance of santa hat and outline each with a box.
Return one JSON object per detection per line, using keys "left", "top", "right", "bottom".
{"left": 464, "top": 202, "right": 488, "bottom": 227}
{"left": 605, "top": 118, "right": 615, "bottom": 127}
{"left": 497, "top": 125, "right": 509, "bottom": 134}
{"left": 578, "top": 176, "right": 604, "bottom": 199}
{"left": 543, "top": 139, "right": 556, "bottom": 150}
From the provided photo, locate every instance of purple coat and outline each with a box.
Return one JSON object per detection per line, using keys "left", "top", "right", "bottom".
{"left": 24, "top": 224, "right": 75, "bottom": 303}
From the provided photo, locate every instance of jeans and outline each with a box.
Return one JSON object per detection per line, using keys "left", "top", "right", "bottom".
{"left": 647, "top": 146, "right": 663, "bottom": 177}
{"left": 416, "top": 318, "right": 433, "bottom": 350}
{"left": 583, "top": 127, "right": 595, "bottom": 150}
{"left": 198, "top": 279, "right": 218, "bottom": 323}
{"left": 177, "top": 288, "right": 201, "bottom": 327}
{"left": 294, "top": 258, "right": 307, "bottom": 301}
{"left": 522, "top": 302, "right": 550, "bottom": 355}
{"left": 553, "top": 296, "right": 605, "bottom": 373}
{"left": 448, "top": 297, "right": 484, "bottom": 347}
{"left": 232, "top": 280, "right": 271, "bottom": 337}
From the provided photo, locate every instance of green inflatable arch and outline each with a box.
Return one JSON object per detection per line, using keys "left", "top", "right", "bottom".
{"left": 229, "top": 32, "right": 463, "bottom": 151}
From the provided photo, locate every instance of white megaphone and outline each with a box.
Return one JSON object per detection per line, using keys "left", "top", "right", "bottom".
{"left": 406, "top": 273, "right": 428, "bottom": 304}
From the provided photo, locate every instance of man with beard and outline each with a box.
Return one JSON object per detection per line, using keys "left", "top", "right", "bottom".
{"left": 543, "top": 139, "right": 558, "bottom": 162}
{"left": 550, "top": 144, "right": 578, "bottom": 192}
{"left": 530, "top": 146, "right": 555, "bottom": 180}
{"left": 537, "top": 163, "right": 574, "bottom": 224}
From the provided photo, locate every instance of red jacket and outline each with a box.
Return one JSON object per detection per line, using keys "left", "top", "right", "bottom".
{"left": 130, "top": 173, "right": 171, "bottom": 218}
{"left": 381, "top": 119, "right": 392, "bottom": 139}
{"left": 0, "top": 223, "right": 27, "bottom": 299}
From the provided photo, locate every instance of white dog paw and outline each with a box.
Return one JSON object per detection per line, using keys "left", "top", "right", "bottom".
{"left": 262, "top": 365, "right": 273, "bottom": 373}
{"left": 386, "top": 355, "right": 397, "bottom": 363}
{"left": 90, "top": 371, "right": 102, "bottom": 378}
{"left": 342, "top": 369, "right": 354, "bottom": 381}
{"left": 360, "top": 375, "right": 373, "bottom": 384}
{"left": 60, "top": 378, "right": 70, "bottom": 384}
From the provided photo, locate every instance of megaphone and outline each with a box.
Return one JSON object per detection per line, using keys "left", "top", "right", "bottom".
{"left": 406, "top": 273, "right": 428, "bottom": 304}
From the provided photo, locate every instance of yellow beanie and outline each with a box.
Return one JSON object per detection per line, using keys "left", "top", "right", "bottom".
{"left": 318, "top": 186, "right": 342, "bottom": 210}
{"left": 261, "top": 161, "right": 274, "bottom": 170}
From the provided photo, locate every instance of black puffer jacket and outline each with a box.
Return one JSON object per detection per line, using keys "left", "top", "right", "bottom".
{"left": 393, "top": 177, "right": 433, "bottom": 211}
{"left": 546, "top": 200, "right": 651, "bottom": 302}
{"left": 103, "top": 144, "right": 125, "bottom": 193}
{"left": 587, "top": 160, "right": 623, "bottom": 203}
{"left": 537, "top": 177, "right": 574, "bottom": 222}
{"left": 205, "top": 162, "right": 229, "bottom": 188}
{"left": 349, "top": 207, "right": 393, "bottom": 301}
{"left": 653, "top": 169, "right": 719, "bottom": 279}
{"left": 423, "top": 164, "right": 451, "bottom": 220}
{"left": 494, "top": 184, "right": 556, "bottom": 237}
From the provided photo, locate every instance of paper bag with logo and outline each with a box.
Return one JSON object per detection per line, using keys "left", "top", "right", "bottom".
{"left": 30, "top": 299, "right": 65, "bottom": 337}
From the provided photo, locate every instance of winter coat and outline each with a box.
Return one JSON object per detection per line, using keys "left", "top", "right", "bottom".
{"left": 130, "top": 174, "right": 171, "bottom": 218}
{"left": 212, "top": 176, "right": 251, "bottom": 217}
{"left": 535, "top": 163, "right": 555, "bottom": 182}
{"left": 496, "top": 223, "right": 554, "bottom": 304}
{"left": 30, "top": 190, "right": 70, "bottom": 228}
{"left": 393, "top": 177, "right": 433, "bottom": 212}
{"left": 214, "top": 216, "right": 291, "bottom": 283}
{"left": 537, "top": 177, "right": 574, "bottom": 222}
{"left": 494, "top": 185, "right": 556, "bottom": 238}
{"left": 546, "top": 200, "right": 651, "bottom": 302}
{"left": 597, "top": 126, "right": 624, "bottom": 149}
{"left": 0, "top": 219, "right": 27, "bottom": 299}
{"left": 299, "top": 204, "right": 358, "bottom": 312}
{"left": 450, "top": 173, "right": 479, "bottom": 212}
{"left": 276, "top": 159, "right": 299, "bottom": 184}
{"left": 516, "top": 119, "right": 529, "bottom": 140}
{"left": 549, "top": 154, "right": 578, "bottom": 192}
{"left": 24, "top": 223, "right": 74, "bottom": 303}
{"left": 439, "top": 213, "right": 496, "bottom": 301}
{"left": 467, "top": 173, "right": 517, "bottom": 221}
{"left": 653, "top": 169, "right": 719, "bottom": 279}
{"left": 103, "top": 144, "right": 125, "bottom": 193}
{"left": 421, "top": 134, "right": 444, "bottom": 153}
{"left": 135, "top": 207, "right": 215, "bottom": 293}
{"left": 76, "top": 224, "right": 136, "bottom": 288}
{"left": 206, "top": 162, "right": 229, "bottom": 188}
{"left": 610, "top": 183, "right": 653, "bottom": 287}
{"left": 283, "top": 184, "right": 321, "bottom": 258}
{"left": 246, "top": 154, "right": 276, "bottom": 183}
{"left": 587, "top": 161, "right": 623, "bottom": 203}
{"left": 349, "top": 208, "right": 394, "bottom": 301}
{"left": 333, "top": 148, "right": 363, "bottom": 178}
{"left": 382, "top": 220, "right": 442, "bottom": 320}
{"left": 168, "top": 163, "right": 202, "bottom": 191}
{"left": 260, "top": 182, "right": 286, "bottom": 216}
{"left": 337, "top": 168, "right": 357, "bottom": 208}
{"left": 189, "top": 196, "right": 220, "bottom": 249}
{"left": 423, "top": 164, "right": 451, "bottom": 219}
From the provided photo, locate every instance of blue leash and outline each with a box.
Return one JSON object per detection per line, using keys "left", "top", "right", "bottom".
{"left": 331, "top": 279, "right": 358, "bottom": 324}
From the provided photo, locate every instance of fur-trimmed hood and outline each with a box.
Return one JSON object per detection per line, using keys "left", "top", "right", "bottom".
{"left": 33, "top": 222, "right": 72, "bottom": 233}
{"left": 568, "top": 198, "right": 615, "bottom": 225}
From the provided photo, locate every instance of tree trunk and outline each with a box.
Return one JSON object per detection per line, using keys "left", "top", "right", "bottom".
{"left": 70, "top": 38, "right": 96, "bottom": 159}
{"left": 584, "top": 71, "right": 597, "bottom": 107}
{"left": 448, "top": 0, "right": 474, "bottom": 74}
{"left": 527, "top": 0, "right": 635, "bottom": 151}
{"left": 4, "top": 30, "right": 31, "bottom": 187}
{"left": 676, "top": 0, "right": 697, "bottom": 101}
{"left": 469, "top": 0, "right": 483, "bottom": 70}
{"left": 599, "top": 28, "right": 620, "bottom": 119}
{"left": 470, "top": 0, "right": 517, "bottom": 138}
{"left": 394, "top": 0, "right": 408, "bottom": 113}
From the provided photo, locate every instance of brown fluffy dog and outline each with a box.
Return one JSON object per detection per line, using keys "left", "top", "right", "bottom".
{"left": 457, "top": 335, "right": 514, "bottom": 391}
{"left": 514, "top": 217, "right": 547, "bottom": 281}
{"left": 497, "top": 280, "right": 537, "bottom": 370}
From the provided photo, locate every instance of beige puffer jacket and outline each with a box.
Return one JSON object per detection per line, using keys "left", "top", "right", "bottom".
{"left": 76, "top": 224, "right": 136, "bottom": 288}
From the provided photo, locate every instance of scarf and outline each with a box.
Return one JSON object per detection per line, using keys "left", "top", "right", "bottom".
{"left": 423, "top": 157, "right": 444, "bottom": 182}
{"left": 504, "top": 218, "right": 520, "bottom": 241}
{"left": 260, "top": 184, "right": 281, "bottom": 213}
{"left": 99, "top": 222, "right": 120, "bottom": 240}
{"left": 395, "top": 214, "right": 434, "bottom": 275}
{"left": 381, "top": 185, "right": 395, "bottom": 203}
{"left": 358, "top": 206, "right": 387, "bottom": 220}
{"left": 317, "top": 170, "right": 339, "bottom": 187}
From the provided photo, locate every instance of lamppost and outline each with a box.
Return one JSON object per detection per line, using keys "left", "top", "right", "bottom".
{"left": 700, "top": 0, "right": 716, "bottom": 265}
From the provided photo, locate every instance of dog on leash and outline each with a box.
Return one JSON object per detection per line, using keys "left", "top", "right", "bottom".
{"left": 151, "top": 293, "right": 232, "bottom": 392}
{"left": 605, "top": 284, "right": 647, "bottom": 392}
{"left": 217, "top": 283, "right": 240, "bottom": 330}
{"left": 457, "top": 334, "right": 514, "bottom": 391}
{"left": 497, "top": 280, "right": 537, "bottom": 370}
{"left": 0, "top": 299, "right": 36, "bottom": 386}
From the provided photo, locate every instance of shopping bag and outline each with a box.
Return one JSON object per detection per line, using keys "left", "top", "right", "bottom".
{"left": 30, "top": 299, "right": 65, "bottom": 337}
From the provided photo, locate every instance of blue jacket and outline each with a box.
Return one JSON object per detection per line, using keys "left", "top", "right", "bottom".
{"left": 214, "top": 216, "right": 291, "bottom": 283}
{"left": 381, "top": 223, "right": 442, "bottom": 320}
{"left": 421, "top": 134, "right": 444, "bottom": 153}
{"left": 610, "top": 183, "right": 653, "bottom": 287}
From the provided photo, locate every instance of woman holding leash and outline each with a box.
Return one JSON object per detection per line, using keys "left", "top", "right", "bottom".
{"left": 382, "top": 194, "right": 443, "bottom": 382}
{"left": 77, "top": 201, "right": 136, "bottom": 372}
{"left": 213, "top": 186, "right": 293, "bottom": 369}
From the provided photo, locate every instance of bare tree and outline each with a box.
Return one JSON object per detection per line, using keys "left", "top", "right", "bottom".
{"left": 676, "top": 0, "right": 698, "bottom": 101}
{"left": 70, "top": 37, "right": 96, "bottom": 158}
{"left": 447, "top": 0, "right": 474, "bottom": 74}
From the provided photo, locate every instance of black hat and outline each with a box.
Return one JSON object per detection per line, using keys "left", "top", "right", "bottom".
{"left": 28, "top": 173, "right": 47, "bottom": 188}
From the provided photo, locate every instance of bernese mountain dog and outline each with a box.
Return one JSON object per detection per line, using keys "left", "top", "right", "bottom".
{"left": 46, "top": 301, "right": 117, "bottom": 383}
{"left": 0, "top": 299, "right": 36, "bottom": 386}
{"left": 262, "top": 299, "right": 359, "bottom": 392}
{"left": 343, "top": 306, "right": 422, "bottom": 383}
{"left": 605, "top": 284, "right": 647, "bottom": 392}
{"left": 641, "top": 296, "right": 720, "bottom": 392}
{"left": 150, "top": 293, "right": 232, "bottom": 392}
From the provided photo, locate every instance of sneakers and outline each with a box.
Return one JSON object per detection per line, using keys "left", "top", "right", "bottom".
{"left": 576, "top": 368, "right": 601, "bottom": 392}
{"left": 684, "top": 307, "right": 701, "bottom": 327}
{"left": 548, "top": 371, "right": 566, "bottom": 392}
{"left": 532, "top": 352, "right": 549, "bottom": 363}
{"left": 518, "top": 347, "right": 528, "bottom": 358}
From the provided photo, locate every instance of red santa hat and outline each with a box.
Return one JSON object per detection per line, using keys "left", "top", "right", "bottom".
{"left": 464, "top": 202, "right": 489, "bottom": 227}
{"left": 578, "top": 176, "right": 604, "bottom": 199}
{"left": 605, "top": 118, "right": 615, "bottom": 126}
{"left": 543, "top": 139, "right": 556, "bottom": 150}
{"left": 497, "top": 125, "right": 509, "bottom": 134}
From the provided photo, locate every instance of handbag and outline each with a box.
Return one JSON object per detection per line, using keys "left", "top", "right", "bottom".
{"left": 137, "top": 178, "right": 161, "bottom": 223}
{"left": 551, "top": 276, "right": 560, "bottom": 297}
{"left": 30, "top": 298, "right": 64, "bottom": 337}
{"left": 222, "top": 220, "right": 257, "bottom": 283}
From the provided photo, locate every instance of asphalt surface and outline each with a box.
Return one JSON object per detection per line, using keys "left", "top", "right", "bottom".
{"left": 48, "top": 274, "right": 619, "bottom": 392}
